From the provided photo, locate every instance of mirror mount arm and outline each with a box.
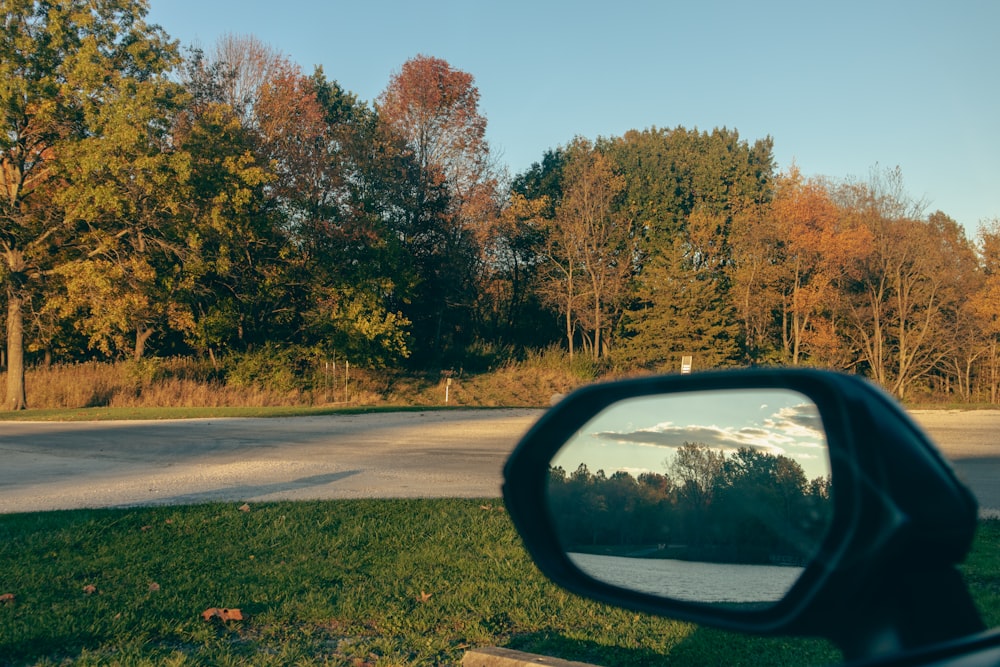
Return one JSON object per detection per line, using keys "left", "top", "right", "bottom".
{"left": 805, "top": 563, "right": 983, "bottom": 662}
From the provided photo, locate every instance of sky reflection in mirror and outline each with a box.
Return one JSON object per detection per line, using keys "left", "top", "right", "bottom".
{"left": 551, "top": 389, "right": 829, "bottom": 481}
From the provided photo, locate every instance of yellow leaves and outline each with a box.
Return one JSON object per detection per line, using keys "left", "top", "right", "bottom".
{"left": 202, "top": 607, "right": 244, "bottom": 622}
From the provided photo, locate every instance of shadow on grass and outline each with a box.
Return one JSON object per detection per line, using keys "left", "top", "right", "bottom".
{"left": 506, "top": 631, "right": 673, "bottom": 667}
{"left": 115, "top": 470, "right": 363, "bottom": 507}
{"left": 505, "top": 626, "right": 841, "bottom": 667}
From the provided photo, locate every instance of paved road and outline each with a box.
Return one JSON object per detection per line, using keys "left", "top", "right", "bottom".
{"left": 0, "top": 408, "right": 997, "bottom": 515}
{"left": 0, "top": 410, "right": 541, "bottom": 513}
{"left": 911, "top": 410, "right": 1000, "bottom": 515}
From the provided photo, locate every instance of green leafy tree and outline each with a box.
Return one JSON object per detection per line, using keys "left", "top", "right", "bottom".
{"left": 295, "top": 69, "right": 420, "bottom": 366}
{"left": 171, "top": 89, "right": 279, "bottom": 359}
{"left": 1, "top": 0, "right": 179, "bottom": 408}
{"left": 608, "top": 127, "right": 773, "bottom": 371}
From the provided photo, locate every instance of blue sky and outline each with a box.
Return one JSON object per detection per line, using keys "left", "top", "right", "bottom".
{"left": 146, "top": 0, "right": 999, "bottom": 235}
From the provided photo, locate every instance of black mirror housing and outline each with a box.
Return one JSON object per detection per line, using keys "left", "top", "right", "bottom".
{"left": 503, "top": 369, "right": 981, "bottom": 659}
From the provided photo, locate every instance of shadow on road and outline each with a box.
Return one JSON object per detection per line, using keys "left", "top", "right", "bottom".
{"left": 118, "top": 470, "right": 364, "bottom": 507}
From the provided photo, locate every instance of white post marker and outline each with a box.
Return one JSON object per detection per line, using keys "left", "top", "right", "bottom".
{"left": 681, "top": 356, "right": 693, "bottom": 374}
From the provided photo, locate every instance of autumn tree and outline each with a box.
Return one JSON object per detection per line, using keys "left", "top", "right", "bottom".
{"left": 1, "top": 0, "right": 179, "bottom": 408}
{"left": 477, "top": 191, "right": 553, "bottom": 349}
{"left": 839, "top": 168, "right": 974, "bottom": 399}
{"left": 377, "top": 54, "right": 495, "bottom": 224}
{"left": 765, "top": 168, "right": 871, "bottom": 366}
{"left": 43, "top": 46, "right": 190, "bottom": 361}
{"left": 970, "top": 219, "right": 1000, "bottom": 402}
{"left": 204, "top": 33, "right": 286, "bottom": 129}
{"left": 376, "top": 55, "right": 497, "bottom": 363}
{"left": 536, "top": 139, "right": 633, "bottom": 359}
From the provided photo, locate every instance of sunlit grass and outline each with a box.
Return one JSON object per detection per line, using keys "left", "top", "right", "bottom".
{"left": 0, "top": 499, "right": 843, "bottom": 666}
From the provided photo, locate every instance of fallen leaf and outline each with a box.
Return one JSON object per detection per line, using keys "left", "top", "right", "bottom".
{"left": 238, "top": 503, "right": 251, "bottom": 513}
{"left": 140, "top": 525, "right": 152, "bottom": 532}
{"left": 417, "top": 590, "right": 432, "bottom": 603}
{"left": 479, "top": 504, "right": 492, "bottom": 511}
{"left": 0, "top": 593, "right": 14, "bottom": 605}
{"left": 165, "top": 519, "right": 174, "bottom": 524}
{"left": 202, "top": 607, "right": 244, "bottom": 622}
{"left": 83, "top": 585, "right": 98, "bottom": 595}
{"left": 148, "top": 582, "right": 160, "bottom": 592}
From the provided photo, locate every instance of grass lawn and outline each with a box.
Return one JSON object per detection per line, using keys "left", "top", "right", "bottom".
{"left": 1, "top": 500, "right": 996, "bottom": 666}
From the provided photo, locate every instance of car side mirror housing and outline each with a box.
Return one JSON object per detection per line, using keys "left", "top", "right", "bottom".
{"left": 503, "top": 369, "right": 982, "bottom": 661}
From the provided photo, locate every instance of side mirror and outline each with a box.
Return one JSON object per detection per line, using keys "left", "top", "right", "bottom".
{"left": 503, "top": 369, "right": 982, "bottom": 661}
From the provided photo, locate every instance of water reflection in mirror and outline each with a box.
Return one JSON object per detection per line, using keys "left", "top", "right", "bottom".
{"left": 547, "top": 389, "right": 831, "bottom": 606}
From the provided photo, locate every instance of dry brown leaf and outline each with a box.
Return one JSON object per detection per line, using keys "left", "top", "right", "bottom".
{"left": 140, "top": 525, "right": 152, "bottom": 532}
{"left": 83, "top": 585, "right": 98, "bottom": 595}
{"left": 148, "top": 582, "right": 160, "bottom": 592}
{"left": 202, "top": 607, "right": 244, "bottom": 622}
{"left": 0, "top": 593, "right": 14, "bottom": 605}
{"left": 479, "top": 504, "right": 492, "bottom": 511}
{"left": 238, "top": 503, "right": 251, "bottom": 513}
{"left": 417, "top": 590, "right": 432, "bottom": 603}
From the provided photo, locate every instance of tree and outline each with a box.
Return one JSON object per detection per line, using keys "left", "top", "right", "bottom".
{"left": 609, "top": 127, "right": 773, "bottom": 370}
{"left": 477, "top": 192, "right": 553, "bottom": 349}
{"left": 171, "top": 94, "right": 280, "bottom": 358}
{"left": 767, "top": 168, "right": 871, "bottom": 366}
{"left": 377, "top": 54, "right": 494, "bottom": 223}
{"left": 540, "top": 138, "right": 632, "bottom": 360}
{"left": 376, "top": 55, "right": 497, "bottom": 363}
{"left": 293, "top": 69, "right": 418, "bottom": 366}
{"left": 970, "top": 219, "right": 1000, "bottom": 402}
{"left": 840, "top": 169, "right": 974, "bottom": 399}
{"left": 206, "top": 33, "right": 285, "bottom": 129}
{"left": 1, "top": 0, "right": 179, "bottom": 408}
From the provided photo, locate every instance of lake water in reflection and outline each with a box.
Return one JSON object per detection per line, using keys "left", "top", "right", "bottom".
{"left": 569, "top": 553, "right": 803, "bottom": 603}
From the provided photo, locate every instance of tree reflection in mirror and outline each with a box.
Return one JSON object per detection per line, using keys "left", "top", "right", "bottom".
{"left": 547, "top": 389, "right": 832, "bottom": 608}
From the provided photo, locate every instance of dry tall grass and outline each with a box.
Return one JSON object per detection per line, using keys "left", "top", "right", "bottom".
{"left": 1, "top": 349, "right": 594, "bottom": 410}
{"left": 4, "top": 360, "right": 309, "bottom": 409}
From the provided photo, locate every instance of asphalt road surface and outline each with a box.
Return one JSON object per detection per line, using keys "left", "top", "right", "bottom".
{"left": 0, "top": 408, "right": 997, "bottom": 515}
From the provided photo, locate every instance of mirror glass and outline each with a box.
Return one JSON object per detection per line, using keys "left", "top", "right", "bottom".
{"left": 547, "top": 388, "right": 832, "bottom": 608}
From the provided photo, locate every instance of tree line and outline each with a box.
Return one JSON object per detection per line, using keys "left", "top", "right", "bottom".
{"left": 548, "top": 444, "right": 832, "bottom": 566}
{"left": 3, "top": 1, "right": 999, "bottom": 410}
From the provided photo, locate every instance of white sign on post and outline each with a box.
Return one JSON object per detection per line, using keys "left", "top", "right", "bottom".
{"left": 680, "top": 356, "right": 693, "bottom": 374}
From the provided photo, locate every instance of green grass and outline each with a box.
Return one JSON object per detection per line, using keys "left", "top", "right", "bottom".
{"left": 959, "top": 520, "right": 1000, "bottom": 628}
{"left": 0, "top": 499, "right": 843, "bottom": 666}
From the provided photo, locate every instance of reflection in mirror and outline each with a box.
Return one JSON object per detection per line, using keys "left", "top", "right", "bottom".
{"left": 547, "top": 389, "right": 832, "bottom": 608}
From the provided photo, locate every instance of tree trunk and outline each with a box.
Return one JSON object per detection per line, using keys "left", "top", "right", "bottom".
{"left": 565, "top": 270, "right": 574, "bottom": 360}
{"left": 6, "top": 288, "right": 27, "bottom": 410}
{"left": 134, "top": 325, "right": 153, "bottom": 360}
